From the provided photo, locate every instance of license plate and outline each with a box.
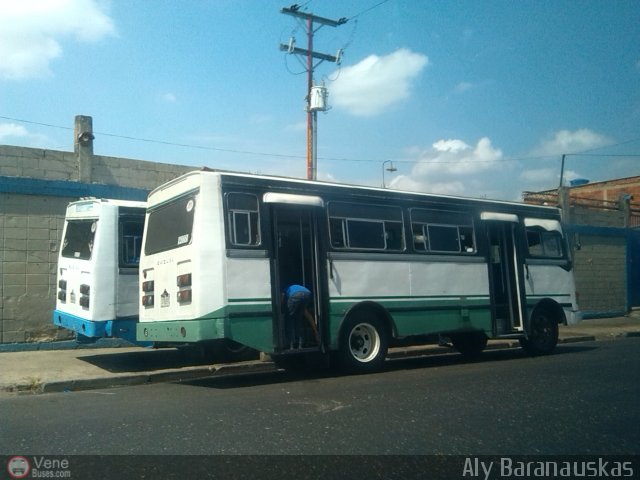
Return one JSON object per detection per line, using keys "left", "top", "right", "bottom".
{"left": 161, "top": 291, "right": 170, "bottom": 308}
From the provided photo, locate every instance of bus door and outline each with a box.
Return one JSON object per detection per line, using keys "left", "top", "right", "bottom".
{"left": 263, "top": 193, "right": 326, "bottom": 352}
{"left": 481, "top": 213, "right": 526, "bottom": 336}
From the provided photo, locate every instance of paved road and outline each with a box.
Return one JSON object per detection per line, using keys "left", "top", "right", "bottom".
{"left": 1, "top": 339, "right": 639, "bottom": 456}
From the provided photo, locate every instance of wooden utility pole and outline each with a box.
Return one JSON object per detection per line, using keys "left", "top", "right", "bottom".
{"left": 280, "top": 5, "right": 346, "bottom": 180}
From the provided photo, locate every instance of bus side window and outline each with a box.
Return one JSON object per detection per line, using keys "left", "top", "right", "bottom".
{"left": 410, "top": 209, "right": 476, "bottom": 255}
{"left": 120, "top": 218, "right": 144, "bottom": 267}
{"left": 329, "top": 218, "right": 346, "bottom": 248}
{"left": 328, "top": 201, "right": 404, "bottom": 252}
{"left": 227, "top": 193, "right": 260, "bottom": 247}
{"left": 527, "top": 228, "right": 562, "bottom": 258}
{"left": 412, "top": 224, "right": 428, "bottom": 251}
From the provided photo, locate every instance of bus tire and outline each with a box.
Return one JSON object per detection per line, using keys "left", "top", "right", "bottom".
{"left": 450, "top": 331, "right": 488, "bottom": 358}
{"left": 520, "top": 308, "right": 559, "bottom": 356}
{"left": 339, "top": 314, "right": 388, "bottom": 374}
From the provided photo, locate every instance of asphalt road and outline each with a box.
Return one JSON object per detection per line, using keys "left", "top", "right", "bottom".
{"left": 1, "top": 339, "right": 639, "bottom": 457}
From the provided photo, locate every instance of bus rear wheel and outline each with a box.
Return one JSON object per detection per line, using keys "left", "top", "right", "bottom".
{"left": 450, "top": 331, "right": 488, "bottom": 358}
{"left": 520, "top": 308, "right": 559, "bottom": 356}
{"left": 339, "top": 315, "right": 388, "bottom": 374}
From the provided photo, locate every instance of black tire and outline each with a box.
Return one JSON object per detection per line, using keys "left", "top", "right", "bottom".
{"left": 520, "top": 308, "right": 559, "bottom": 356}
{"left": 450, "top": 331, "right": 488, "bottom": 359}
{"left": 338, "top": 314, "right": 388, "bottom": 374}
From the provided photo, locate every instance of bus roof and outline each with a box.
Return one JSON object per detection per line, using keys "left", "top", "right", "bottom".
{"left": 67, "top": 198, "right": 147, "bottom": 209}
{"left": 149, "top": 168, "right": 560, "bottom": 215}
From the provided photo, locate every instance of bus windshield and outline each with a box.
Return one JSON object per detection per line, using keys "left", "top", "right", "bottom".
{"left": 62, "top": 220, "right": 97, "bottom": 260}
{"left": 144, "top": 194, "right": 196, "bottom": 255}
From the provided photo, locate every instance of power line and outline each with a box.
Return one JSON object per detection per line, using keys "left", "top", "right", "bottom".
{"left": 348, "top": 0, "right": 391, "bottom": 20}
{"left": 2, "top": 114, "right": 640, "bottom": 166}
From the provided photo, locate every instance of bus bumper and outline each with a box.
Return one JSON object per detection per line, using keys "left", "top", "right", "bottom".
{"left": 566, "top": 309, "right": 583, "bottom": 326}
{"left": 52, "top": 310, "right": 145, "bottom": 345}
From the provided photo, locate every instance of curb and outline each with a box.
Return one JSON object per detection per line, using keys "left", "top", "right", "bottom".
{"left": 38, "top": 361, "right": 278, "bottom": 394}
{"left": 2, "top": 332, "right": 634, "bottom": 395}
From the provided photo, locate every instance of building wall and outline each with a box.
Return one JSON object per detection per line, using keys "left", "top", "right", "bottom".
{"left": 1, "top": 117, "right": 194, "bottom": 344}
{"left": 570, "top": 176, "right": 640, "bottom": 202}
{"left": 1, "top": 193, "right": 72, "bottom": 343}
{"left": 571, "top": 232, "right": 627, "bottom": 315}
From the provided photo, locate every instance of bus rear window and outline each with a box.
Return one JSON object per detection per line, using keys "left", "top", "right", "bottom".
{"left": 62, "top": 220, "right": 97, "bottom": 260}
{"left": 145, "top": 195, "right": 195, "bottom": 255}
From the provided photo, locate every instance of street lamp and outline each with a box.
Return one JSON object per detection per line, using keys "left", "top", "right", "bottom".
{"left": 382, "top": 160, "right": 397, "bottom": 188}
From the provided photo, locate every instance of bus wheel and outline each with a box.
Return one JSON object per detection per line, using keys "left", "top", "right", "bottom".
{"left": 520, "top": 308, "right": 559, "bottom": 356}
{"left": 339, "top": 315, "right": 388, "bottom": 374}
{"left": 450, "top": 332, "right": 488, "bottom": 359}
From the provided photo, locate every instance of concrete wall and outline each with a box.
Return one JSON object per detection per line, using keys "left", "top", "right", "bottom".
{"left": 1, "top": 116, "right": 194, "bottom": 344}
{"left": 571, "top": 233, "right": 627, "bottom": 315}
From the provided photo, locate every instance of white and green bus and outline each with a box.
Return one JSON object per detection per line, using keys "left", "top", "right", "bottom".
{"left": 137, "top": 170, "right": 581, "bottom": 373}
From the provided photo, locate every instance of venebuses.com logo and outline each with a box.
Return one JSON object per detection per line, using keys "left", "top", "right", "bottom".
{"left": 6, "top": 456, "right": 71, "bottom": 479}
{"left": 7, "top": 456, "right": 30, "bottom": 479}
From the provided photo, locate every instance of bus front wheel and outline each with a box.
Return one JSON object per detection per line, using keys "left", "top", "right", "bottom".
{"left": 520, "top": 309, "right": 559, "bottom": 356}
{"left": 339, "top": 315, "right": 388, "bottom": 374}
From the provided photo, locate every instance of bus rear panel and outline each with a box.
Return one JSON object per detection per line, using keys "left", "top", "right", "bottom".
{"left": 53, "top": 199, "right": 146, "bottom": 344}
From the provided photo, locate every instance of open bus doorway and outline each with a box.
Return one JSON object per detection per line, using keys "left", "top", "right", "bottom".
{"left": 269, "top": 202, "right": 324, "bottom": 354}
{"left": 484, "top": 217, "right": 526, "bottom": 335}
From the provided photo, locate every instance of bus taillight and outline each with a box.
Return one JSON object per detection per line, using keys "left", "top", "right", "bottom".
{"left": 57, "top": 279, "right": 67, "bottom": 303}
{"left": 177, "top": 273, "right": 192, "bottom": 304}
{"left": 142, "top": 280, "right": 154, "bottom": 292}
{"left": 177, "top": 289, "right": 192, "bottom": 303}
{"left": 142, "top": 295, "right": 154, "bottom": 307}
{"left": 79, "top": 295, "right": 90, "bottom": 309}
{"left": 79, "top": 283, "right": 90, "bottom": 309}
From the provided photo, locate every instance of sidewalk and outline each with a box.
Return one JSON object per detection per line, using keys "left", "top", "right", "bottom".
{"left": 1, "top": 315, "right": 638, "bottom": 395}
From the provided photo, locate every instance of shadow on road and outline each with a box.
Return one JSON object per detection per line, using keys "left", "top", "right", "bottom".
{"left": 179, "top": 343, "right": 597, "bottom": 390}
{"left": 79, "top": 347, "right": 216, "bottom": 373}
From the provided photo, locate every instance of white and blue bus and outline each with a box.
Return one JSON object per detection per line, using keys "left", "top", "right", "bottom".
{"left": 137, "top": 170, "right": 581, "bottom": 373}
{"left": 53, "top": 198, "right": 146, "bottom": 344}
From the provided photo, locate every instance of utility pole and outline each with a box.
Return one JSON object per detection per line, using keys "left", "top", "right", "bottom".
{"left": 280, "top": 5, "right": 346, "bottom": 180}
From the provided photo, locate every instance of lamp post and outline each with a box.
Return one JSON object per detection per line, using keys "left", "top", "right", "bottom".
{"left": 382, "top": 160, "right": 397, "bottom": 188}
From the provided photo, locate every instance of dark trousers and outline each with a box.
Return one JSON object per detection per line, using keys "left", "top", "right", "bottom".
{"left": 286, "top": 291, "right": 311, "bottom": 345}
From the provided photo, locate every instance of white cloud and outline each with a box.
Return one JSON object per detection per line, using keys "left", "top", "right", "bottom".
{"left": 519, "top": 167, "right": 557, "bottom": 183}
{"left": 0, "top": 122, "right": 48, "bottom": 145}
{"left": 410, "top": 137, "right": 503, "bottom": 175}
{"left": 0, "top": 0, "right": 116, "bottom": 80}
{"left": 390, "top": 137, "right": 504, "bottom": 196}
{"left": 532, "top": 129, "right": 612, "bottom": 156}
{"left": 161, "top": 92, "right": 177, "bottom": 103}
{"left": 0, "top": 123, "right": 29, "bottom": 139}
{"left": 330, "top": 48, "right": 429, "bottom": 116}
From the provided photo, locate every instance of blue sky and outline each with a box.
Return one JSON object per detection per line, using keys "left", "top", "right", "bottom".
{"left": 1, "top": 0, "right": 639, "bottom": 200}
